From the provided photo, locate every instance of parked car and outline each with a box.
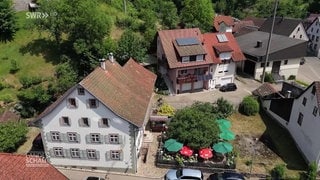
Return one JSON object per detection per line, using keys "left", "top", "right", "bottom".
{"left": 219, "top": 83, "right": 237, "bottom": 92}
{"left": 165, "top": 168, "right": 203, "bottom": 180}
{"left": 208, "top": 172, "right": 245, "bottom": 180}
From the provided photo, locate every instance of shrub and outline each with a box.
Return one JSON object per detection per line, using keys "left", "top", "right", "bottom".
{"left": 270, "top": 164, "right": 286, "bottom": 179}
{"left": 19, "top": 76, "right": 43, "bottom": 89}
{"left": 213, "top": 97, "right": 234, "bottom": 118}
{"left": 0, "top": 121, "right": 28, "bottom": 152}
{"left": 240, "top": 96, "right": 259, "bottom": 116}
{"left": 9, "top": 60, "right": 20, "bottom": 74}
{"left": 157, "top": 103, "right": 175, "bottom": 117}
{"left": 0, "top": 82, "right": 5, "bottom": 91}
{"left": 0, "top": 94, "right": 14, "bottom": 104}
{"left": 288, "top": 75, "right": 296, "bottom": 80}
{"left": 264, "top": 73, "right": 274, "bottom": 83}
{"left": 307, "top": 162, "right": 317, "bottom": 180}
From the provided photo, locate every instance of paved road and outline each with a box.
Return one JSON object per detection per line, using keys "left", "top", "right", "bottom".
{"left": 297, "top": 56, "right": 320, "bottom": 84}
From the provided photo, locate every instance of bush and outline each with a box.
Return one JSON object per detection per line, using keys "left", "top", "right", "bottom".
{"left": 270, "top": 164, "right": 286, "bottom": 179}
{"left": 239, "top": 96, "right": 259, "bottom": 116}
{"left": 19, "top": 76, "right": 43, "bottom": 89}
{"left": 264, "top": 73, "right": 274, "bottom": 83}
{"left": 307, "top": 162, "right": 317, "bottom": 180}
{"left": 9, "top": 60, "right": 20, "bottom": 74}
{"left": 0, "top": 94, "right": 14, "bottom": 104}
{"left": 288, "top": 75, "right": 296, "bottom": 80}
{"left": 213, "top": 98, "right": 234, "bottom": 118}
{"left": 157, "top": 103, "right": 175, "bottom": 117}
{"left": 0, "top": 121, "right": 28, "bottom": 152}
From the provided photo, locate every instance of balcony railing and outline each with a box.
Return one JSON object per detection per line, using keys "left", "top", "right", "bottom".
{"left": 177, "top": 74, "right": 212, "bottom": 84}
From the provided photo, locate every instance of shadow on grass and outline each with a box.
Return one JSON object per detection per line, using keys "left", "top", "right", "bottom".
{"left": 259, "top": 110, "right": 308, "bottom": 171}
{"left": 19, "top": 38, "right": 61, "bottom": 65}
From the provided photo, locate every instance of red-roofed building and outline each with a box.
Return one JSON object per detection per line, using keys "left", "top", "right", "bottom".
{"left": 0, "top": 153, "right": 67, "bottom": 179}
{"left": 213, "top": 15, "right": 235, "bottom": 33}
{"left": 34, "top": 57, "right": 156, "bottom": 173}
{"left": 202, "top": 32, "right": 245, "bottom": 89}
{"left": 157, "top": 28, "right": 245, "bottom": 93}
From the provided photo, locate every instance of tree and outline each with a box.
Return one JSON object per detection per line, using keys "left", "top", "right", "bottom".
{"left": 180, "top": 0, "right": 214, "bottom": 32}
{"left": 213, "top": 97, "right": 234, "bottom": 118}
{"left": 115, "top": 30, "right": 147, "bottom": 65}
{"left": 0, "top": 121, "right": 28, "bottom": 152}
{"left": 156, "top": 1, "right": 179, "bottom": 29}
{"left": 239, "top": 96, "right": 259, "bottom": 116}
{"left": 0, "top": 0, "right": 17, "bottom": 42}
{"left": 167, "top": 102, "right": 220, "bottom": 149}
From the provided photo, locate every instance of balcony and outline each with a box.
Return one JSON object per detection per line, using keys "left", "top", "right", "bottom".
{"left": 176, "top": 74, "right": 212, "bottom": 84}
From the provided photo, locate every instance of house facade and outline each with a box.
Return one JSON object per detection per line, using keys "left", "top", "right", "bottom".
{"left": 157, "top": 28, "right": 213, "bottom": 94}
{"left": 236, "top": 31, "right": 308, "bottom": 81}
{"left": 203, "top": 32, "right": 245, "bottom": 88}
{"left": 306, "top": 16, "right": 320, "bottom": 58}
{"left": 35, "top": 58, "right": 156, "bottom": 173}
{"left": 157, "top": 28, "right": 245, "bottom": 94}
{"left": 260, "top": 17, "right": 309, "bottom": 41}
{"left": 260, "top": 82, "right": 320, "bottom": 169}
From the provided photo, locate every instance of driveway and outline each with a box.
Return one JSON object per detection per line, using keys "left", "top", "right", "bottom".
{"left": 297, "top": 56, "right": 320, "bottom": 84}
{"left": 163, "top": 76, "right": 263, "bottom": 109}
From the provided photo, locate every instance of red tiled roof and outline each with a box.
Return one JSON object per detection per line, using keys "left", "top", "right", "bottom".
{"left": 80, "top": 58, "right": 156, "bottom": 127}
{"left": 158, "top": 28, "right": 213, "bottom": 69}
{"left": 213, "top": 44, "right": 233, "bottom": 53}
{"left": 233, "top": 20, "right": 255, "bottom": 33}
{"left": 252, "top": 83, "right": 278, "bottom": 97}
{"left": 242, "top": 17, "right": 266, "bottom": 27}
{"left": 0, "top": 153, "right": 68, "bottom": 180}
{"left": 203, "top": 32, "right": 246, "bottom": 64}
{"left": 213, "top": 15, "right": 235, "bottom": 31}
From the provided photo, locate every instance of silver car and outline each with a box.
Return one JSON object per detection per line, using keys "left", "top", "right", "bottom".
{"left": 165, "top": 168, "right": 203, "bottom": 180}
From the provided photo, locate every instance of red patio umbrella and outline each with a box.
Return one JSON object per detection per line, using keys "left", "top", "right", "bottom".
{"left": 199, "top": 148, "right": 213, "bottom": 159}
{"left": 179, "top": 146, "right": 193, "bottom": 157}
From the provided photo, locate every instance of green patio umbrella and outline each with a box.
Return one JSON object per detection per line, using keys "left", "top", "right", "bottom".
{"left": 164, "top": 139, "right": 183, "bottom": 152}
{"left": 213, "top": 142, "right": 233, "bottom": 154}
{"left": 219, "top": 130, "right": 235, "bottom": 141}
{"left": 216, "top": 119, "right": 231, "bottom": 129}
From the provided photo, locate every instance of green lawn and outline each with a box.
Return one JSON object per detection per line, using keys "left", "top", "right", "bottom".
{"left": 0, "top": 12, "right": 56, "bottom": 101}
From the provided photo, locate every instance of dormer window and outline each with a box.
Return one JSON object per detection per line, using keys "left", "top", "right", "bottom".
{"left": 182, "top": 56, "right": 190, "bottom": 63}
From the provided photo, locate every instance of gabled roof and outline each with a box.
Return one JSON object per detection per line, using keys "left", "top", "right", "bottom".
{"left": 236, "top": 31, "right": 307, "bottom": 58}
{"left": 259, "top": 17, "right": 302, "bottom": 36}
{"left": 252, "top": 83, "right": 279, "bottom": 97}
{"left": 214, "top": 15, "right": 235, "bottom": 31}
{"left": 203, "top": 32, "right": 245, "bottom": 64}
{"left": 307, "top": 16, "right": 320, "bottom": 31}
{"left": 242, "top": 17, "right": 266, "bottom": 28}
{"left": 158, "top": 28, "right": 212, "bottom": 69}
{"left": 0, "top": 153, "right": 68, "bottom": 180}
{"left": 36, "top": 59, "right": 156, "bottom": 127}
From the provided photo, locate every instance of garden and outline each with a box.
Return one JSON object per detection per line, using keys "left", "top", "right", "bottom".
{"left": 155, "top": 98, "right": 238, "bottom": 171}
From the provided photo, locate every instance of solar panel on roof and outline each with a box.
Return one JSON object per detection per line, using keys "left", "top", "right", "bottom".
{"left": 217, "top": 34, "right": 228, "bottom": 42}
{"left": 176, "top": 37, "right": 200, "bottom": 46}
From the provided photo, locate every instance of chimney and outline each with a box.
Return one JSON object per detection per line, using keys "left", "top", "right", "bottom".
{"left": 99, "top": 58, "right": 106, "bottom": 70}
{"left": 256, "top": 40, "right": 262, "bottom": 48}
{"left": 286, "top": 90, "right": 292, "bottom": 98}
{"left": 108, "top": 53, "right": 114, "bottom": 63}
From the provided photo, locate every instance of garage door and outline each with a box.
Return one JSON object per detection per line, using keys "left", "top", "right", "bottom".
{"left": 221, "top": 77, "right": 232, "bottom": 86}
{"left": 181, "top": 83, "right": 192, "bottom": 92}
{"left": 194, "top": 81, "right": 204, "bottom": 90}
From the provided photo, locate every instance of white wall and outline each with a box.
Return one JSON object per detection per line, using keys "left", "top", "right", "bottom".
{"left": 262, "top": 100, "right": 288, "bottom": 127}
{"left": 306, "top": 19, "right": 320, "bottom": 58}
{"left": 288, "top": 84, "right": 320, "bottom": 166}
{"left": 209, "top": 62, "right": 236, "bottom": 88}
{"left": 290, "top": 23, "right": 309, "bottom": 41}
{"left": 41, "top": 87, "right": 135, "bottom": 170}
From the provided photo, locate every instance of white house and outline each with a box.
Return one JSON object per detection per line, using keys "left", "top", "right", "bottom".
{"left": 260, "top": 81, "right": 320, "bottom": 169}
{"left": 306, "top": 16, "right": 320, "bottom": 58}
{"left": 203, "top": 32, "right": 245, "bottom": 88}
{"left": 34, "top": 58, "right": 156, "bottom": 173}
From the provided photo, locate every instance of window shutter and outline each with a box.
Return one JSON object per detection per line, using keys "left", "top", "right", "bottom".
{"left": 105, "top": 151, "right": 110, "bottom": 161}
{"left": 46, "top": 132, "right": 52, "bottom": 142}
{"left": 118, "top": 135, "right": 123, "bottom": 144}
{"left": 49, "top": 149, "right": 54, "bottom": 158}
{"left": 96, "top": 151, "right": 100, "bottom": 160}
{"left": 80, "top": 150, "right": 88, "bottom": 159}
{"left": 59, "top": 117, "right": 63, "bottom": 126}
{"left": 86, "top": 99, "right": 90, "bottom": 108}
{"left": 78, "top": 118, "right": 82, "bottom": 127}
{"left": 96, "top": 100, "right": 99, "bottom": 108}
{"left": 76, "top": 133, "right": 81, "bottom": 143}
{"left": 99, "top": 134, "right": 103, "bottom": 143}
{"left": 88, "top": 118, "right": 91, "bottom": 127}
{"left": 105, "top": 135, "right": 110, "bottom": 144}
{"left": 98, "top": 119, "right": 102, "bottom": 127}
{"left": 85, "top": 134, "right": 91, "bottom": 144}
{"left": 61, "top": 133, "right": 67, "bottom": 143}
{"left": 120, "top": 151, "right": 123, "bottom": 161}
{"left": 75, "top": 99, "right": 78, "bottom": 108}
{"left": 66, "top": 99, "right": 70, "bottom": 108}
{"left": 64, "top": 149, "right": 70, "bottom": 158}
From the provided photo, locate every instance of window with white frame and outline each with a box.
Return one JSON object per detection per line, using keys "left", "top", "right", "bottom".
{"left": 182, "top": 56, "right": 190, "bottom": 63}
{"left": 79, "top": 117, "right": 90, "bottom": 127}
{"left": 110, "top": 150, "right": 121, "bottom": 160}
{"left": 50, "top": 131, "right": 60, "bottom": 141}
{"left": 87, "top": 149, "right": 97, "bottom": 159}
{"left": 67, "top": 132, "right": 78, "bottom": 142}
{"left": 99, "top": 118, "right": 109, "bottom": 127}
{"left": 90, "top": 133, "right": 101, "bottom": 143}
{"left": 109, "top": 134, "right": 120, "bottom": 144}
{"left": 70, "top": 148, "right": 80, "bottom": 158}
{"left": 88, "top": 99, "right": 98, "bottom": 108}
{"left": 67, "top": 98, "right": 77, "bottom": 108}
{"left": 60, "top": 116, "right": 70, "bottom": 126}
{"left": 77, "top": 87, "right": 85, "bottom": 95}
{"left": 53, "top": 147, "right": 64, "bottom": 157}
